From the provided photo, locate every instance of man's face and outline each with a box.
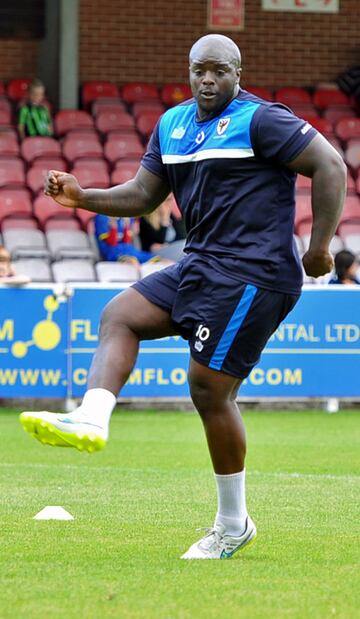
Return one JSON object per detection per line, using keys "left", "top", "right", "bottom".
{"left": 189, "top": 45, "right": 240, "bottom": 120}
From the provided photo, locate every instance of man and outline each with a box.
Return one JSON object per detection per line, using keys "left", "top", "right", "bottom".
{"left": 20, "top": 35, "right": 346, "bottom": 559}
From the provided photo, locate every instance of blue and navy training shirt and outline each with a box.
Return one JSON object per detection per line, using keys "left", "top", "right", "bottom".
{"left": 141, "top": 88, "right": 317, "bottom": 294}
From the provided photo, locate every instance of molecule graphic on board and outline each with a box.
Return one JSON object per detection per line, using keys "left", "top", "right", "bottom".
{"left": 11, "top": 295, "right": 62, "bottom": 359}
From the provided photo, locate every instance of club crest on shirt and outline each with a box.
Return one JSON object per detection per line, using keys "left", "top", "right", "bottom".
{"left": 195, "top": 130, "right": 205, "bottom": 145}
{"left": 216, "top": 117, "right": 231, "bottom": 136}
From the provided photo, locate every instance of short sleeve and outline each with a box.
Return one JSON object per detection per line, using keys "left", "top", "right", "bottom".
{"left": 251, "top": 104, "right": 317, "bottom": 164}
{"left": 18, "top": 106, "right": 28, "bottom": 125}
{"left": 141, "top": 121, "right": 167, "bottom": 180}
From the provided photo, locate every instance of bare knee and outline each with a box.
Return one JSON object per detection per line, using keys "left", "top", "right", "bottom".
{"left": 189, "top": 366, "right": 234, "bottom": 418}
{"left": 190, "top": 379, "right": 215, "bottom": 416}
{"left": 99, "top": 297, "right": 134, "bottom": 340}
{"left": 188, "top": 359, "right": 243, "bottom": 419}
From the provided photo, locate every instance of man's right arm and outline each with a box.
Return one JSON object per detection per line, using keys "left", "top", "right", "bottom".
{"left": 45, "top": 166, "right": 170, "bottom": 218}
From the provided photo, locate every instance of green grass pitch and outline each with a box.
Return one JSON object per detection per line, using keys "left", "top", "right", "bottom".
{"left": 1, "top": 408, "right": 359, "bottom": 619}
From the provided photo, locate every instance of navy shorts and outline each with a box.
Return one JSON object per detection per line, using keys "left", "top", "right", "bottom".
{"left": 133, "top": 254, "right": 299, "bottom": 379}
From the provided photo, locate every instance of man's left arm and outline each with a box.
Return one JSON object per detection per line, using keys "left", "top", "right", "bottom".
{"left": 286, "top": 133, "right": 347, "bottom": 277}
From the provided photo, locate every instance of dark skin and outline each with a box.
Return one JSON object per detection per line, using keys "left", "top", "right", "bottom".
{"left": 45, "top": 35, "right": 346, "bottom": 474}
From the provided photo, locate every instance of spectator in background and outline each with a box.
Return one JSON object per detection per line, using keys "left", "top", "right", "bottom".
{"left": 18, "top": 79, "right": 53, "bottom": 139}
{"left": 140, "top": 194, "right": 185, "bottom": 253}
{"left": 94, "top": 214, "right": 155, "bottom": 264}
{"left": 0, "top": 246, "right": 30, "bottom": 285}
{"left": 328, "top": 250, "right": 360, "bottom": 285}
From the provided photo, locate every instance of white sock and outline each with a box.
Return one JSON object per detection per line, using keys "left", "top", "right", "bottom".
{"left": 214, "top": 470, "right": 248, "bottom": 536}
{"left": 70, "top": 388, "right": 116, "bottom": 428}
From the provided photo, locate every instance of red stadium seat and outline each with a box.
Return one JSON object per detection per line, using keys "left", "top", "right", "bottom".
{"left": 63, "top": 134, "right": 103, "bottom": 163}
{"left": 95, "top": 110, "right": 135, "bottom": 134}
{"left": 54, "top": 110, "right": 94, "bottom": 136}
{"left": 132, "top": 100, "right": 164, "bottom": 119}
{"left": 121, "top": 82, "right": 159, "bottom": 104}
{"left": 44, "top": 217, "right": 81, "bottom": 231}
{"left": 305, "top": 116, "right": 334, "bottom": 137}
{"left": 275, "top": 87, "right": 312, "bottom": 106}
{"left": 75, "top": 208, "right": 95, "bottom": 228}
{"left": 0, "top": 97, "right": 12, "bottom": 125}
{"left": 295, "top": 194, "right": 312, "bottom": 227}
{"left": 291, "top": 104, "right": 318, "bottom": 118}
{"left": 82, "top": 81, "right": 120, "bottom": 109}
{"left": 0, "top": 83, "right": 5, "bottom": 96}
{"left": 335, "top": 118, "right": 360, "bottom": 142}
{"left": 92, "top": 99, "right": 126, "bottom": 116}
{"left": 0, "top": 108, "right": 12, "bottom": 126}
{"left": 6, "top": 79, "right": 31, "bottom": 101}
{"left": 340, "top": 195, "right": 360, "bottom": 223}
{"left": 0, "top": 158, "right": 25, "bottom": 188}
{"left": 296, "top": 174, "right": 312, "bottom": 193}
{"left": 70, "top": 157, "right": 108, "bottom": 174}
{"left": 0, "top": 126, "right": 17, "bottom": 139}
{"left": 63, "top": 127, "right": 99, "bottom": 140}
{"left": 346, "top": 171, "right": 356, "bottom": 194}
{"left": 26, "top": 166, "right": 48, "bottom": 195}
{"left": 27, "top": 160, "right": 67, "bottom": 195}
{"left": 1, "top": 214, "right": 38, "bottom": 231}
{"left": 246, "top": 86, "right": 273, "bottom": 101}
{"left": 136, "top": 111, "right": 162, "bottom": 139}
{"left": 111, "top": 161, "right": 140, "bottom": 184}
{"left": 338, "top": 221, "right": 360, "bottom": 240}
{"left": 297, "top": 220, "right": 312, "bottom": 239}
{"left": 33, "top": 193, "right": 77, "bottom": 227}
{"left": 161, "top": 83, "right": 192, "bottom": 107}
{"left": 0, "top": 133, "right": 19, "bottom": 157}
{"left": 324, "top": 106, "right": 356, "bottom": 125}
{"left": 71, "top": 164, "right": 110, "bottom": 189}
{"left": 104, "top": 128, "right": 139, "bottom": 143}
{"left": 0, "top": 188, "right": 32, "bottom": 222}
{"left": 345, "top": 139, "right": 360, "bottom": 174}
{"left": 21, "top": 136, "right": 61, "bottom": 164}
{"left": 113, "top": 158, "right": 141, "bottom": 170}
{"left": 104, "top": 134, "right": 144, "bottom": 164}
{"left": 31, "top": 156, "right": 68, "bottom": 171}
{"left": 0, "top": 97, "right": 11, "bottom": 112}
{"left": 313, "top": 88, "right": 350, "bottom": 110}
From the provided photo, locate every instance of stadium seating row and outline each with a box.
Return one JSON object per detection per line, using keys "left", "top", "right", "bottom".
{"left": 1, "top": 214, "right": 359, "bottom": 262}
{"left": 7, "top": 257, "right": 170, "bottom": 284}
{"left": 1, "top": 104, "right": 359, "bottom": 142}
{"left": 0, "top": 176, "right": 359, "bottom": 231}
{"left": 2, "top": 230, "right": 358, "bottom": 284}
{"left": 0, "top": 109, "right": 159, "bottom": 142}
{"left": 1, "top": 151, "right": 360, "bottom": 197}
{"left": 1, "top": 78, "right": 358, "bottom": 109}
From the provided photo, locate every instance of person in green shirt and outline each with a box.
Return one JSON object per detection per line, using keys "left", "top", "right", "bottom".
{"left": 18, "top": 79, "right": 53, "bottom": 139}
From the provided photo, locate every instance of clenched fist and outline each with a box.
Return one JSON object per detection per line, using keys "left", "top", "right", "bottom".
{"left": 302, "top": 249, "right": 334, "bottom": 278}
{"left": 44, "top": 170, "right": 85, "bottom": 209}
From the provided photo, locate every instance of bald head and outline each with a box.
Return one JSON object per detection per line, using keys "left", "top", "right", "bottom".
{"left": 189, "top": 34, "right": 241, "bottom": 69}
{"left": 189, "top": 34, "right": 242, "bottom": 120}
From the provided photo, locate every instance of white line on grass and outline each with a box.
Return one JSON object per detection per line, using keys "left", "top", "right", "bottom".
{"left": 250, "top": 470, "right": 360, "bottom": 482}
{"left": 0, "top": 463, "right": 359, "bottom": 482}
